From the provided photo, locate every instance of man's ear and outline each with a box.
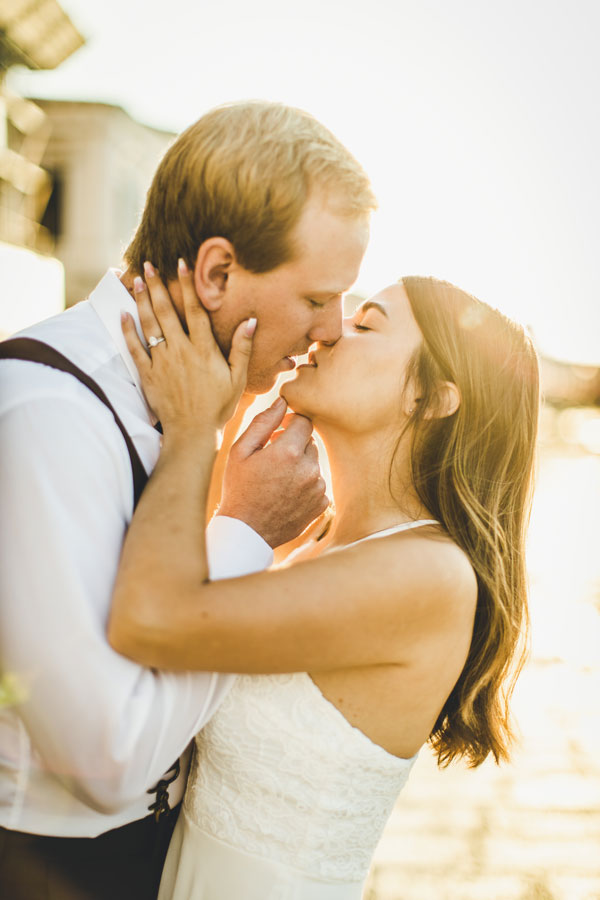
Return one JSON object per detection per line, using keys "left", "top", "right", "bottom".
{"left": 424, "top": 381, "right": 461, "bottom": 419}
{"left": 193, "top": 238, "right": 236, "bottom": 311}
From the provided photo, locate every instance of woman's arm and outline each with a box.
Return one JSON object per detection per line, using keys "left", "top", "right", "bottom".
{"left": 109, "top": 265, "right": 476, "bottom": 674}
{"left": 110, "top": 498, "right": 475, "bottom": 673}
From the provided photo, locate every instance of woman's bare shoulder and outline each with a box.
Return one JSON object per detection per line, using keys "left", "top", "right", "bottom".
{"left": 346, "top": 526, "right": 478, "bottom": 617}
{"left": 415, "top": 528, "right": 477, "bottom": 593}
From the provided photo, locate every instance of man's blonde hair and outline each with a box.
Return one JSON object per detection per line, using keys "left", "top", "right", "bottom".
{"left": 124, "top": 100, "right": 377, "bottom": 280}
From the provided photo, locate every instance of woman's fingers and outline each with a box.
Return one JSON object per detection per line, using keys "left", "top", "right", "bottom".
{"left": 225, "top": 317, "right": 257, "bottom": 413}
{"left": 177, "top": 258, "right": 212, "bottom": 345}
{"left": 141, "top": 262, "right": 182, "bottom": 344}
{"left": 121, "top": 311, "right": 151, "bottom": 378}
{"left": 133, "top": 275, "right": 164, "bottom": 348}
{"left": 126, "top": 257, "right": 255, "bottom": 428}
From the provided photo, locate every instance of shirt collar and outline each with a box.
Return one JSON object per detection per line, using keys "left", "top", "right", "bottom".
{"left": 88, "top": 269, "right": 158, "bottom": 425}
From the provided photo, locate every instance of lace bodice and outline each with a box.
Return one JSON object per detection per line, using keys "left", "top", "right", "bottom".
{"left": 161, "top": 521, "right": 438, "bottom": 897}
{"left": 184, "top": 672, "right": 417, "bottom": 884}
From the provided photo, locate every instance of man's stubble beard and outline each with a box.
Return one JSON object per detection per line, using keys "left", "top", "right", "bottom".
{"left": 245, "top": 363, "right": 279, "bottom": 396}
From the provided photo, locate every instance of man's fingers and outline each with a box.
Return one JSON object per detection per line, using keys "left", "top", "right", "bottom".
{"left": 121, "top": 312, "right": 151, "bottom": 377}
{"left": 269, "top": 412, "right": 298, "bottom": 444}
{"left": 273, "top": 412, "right": 314, "bottom": 451}
{"left": 234, "top": 396, "right": 287, "bottom": 457}
{"left": 315, "top": 476, "right": 327, "bottom": 494}
{"left": 177, "top": 258, "right": 212, "bottom": 344}
{"left": 316, "top": 493, "right": 330, "bottom": 516}
{"left": 304, "top": 437, "right": 320, "bottom": 464}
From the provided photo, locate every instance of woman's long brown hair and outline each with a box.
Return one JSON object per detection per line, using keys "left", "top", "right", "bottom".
{"left": 401, "top": 277, "right": 540, "bottom": 768}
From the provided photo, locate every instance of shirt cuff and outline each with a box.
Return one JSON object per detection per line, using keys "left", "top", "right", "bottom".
{"left": 206, "top": 515, "right": 274, "bottom": 580}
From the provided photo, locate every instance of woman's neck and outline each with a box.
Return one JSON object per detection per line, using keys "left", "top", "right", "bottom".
{"left": 317, "top": 425, "right": 432, "bottom": 551}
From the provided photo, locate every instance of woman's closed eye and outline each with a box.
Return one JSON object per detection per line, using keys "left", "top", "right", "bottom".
{"left": 353, "top": 321, "right": 371, "bottom": 332}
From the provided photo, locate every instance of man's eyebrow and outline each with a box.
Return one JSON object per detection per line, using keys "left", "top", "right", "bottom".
{"left": 358, "top": 300, "right": 388, "bottom": 318}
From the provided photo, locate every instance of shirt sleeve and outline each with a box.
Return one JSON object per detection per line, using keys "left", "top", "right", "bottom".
{"left": 0, "top": 390, "right": 271, "bottom": 815}
{"left": 206, "top": 515, "right": 274, "bottom": 579}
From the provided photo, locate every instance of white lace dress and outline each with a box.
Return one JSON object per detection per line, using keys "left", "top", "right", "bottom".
{"left": 158, "top": 521, "right": 437, "bottom": 899}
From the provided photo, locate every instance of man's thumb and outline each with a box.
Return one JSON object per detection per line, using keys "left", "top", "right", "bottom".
{"left": 234, "top": 396, "right": 287, "bottom": 456}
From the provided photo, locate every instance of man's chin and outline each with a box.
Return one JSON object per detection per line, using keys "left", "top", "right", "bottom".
{"left": 245, "top": 369, "right": 279, "bottom": 395}
{"left": 247, "top": 357, "right": 303, "bottom": 395}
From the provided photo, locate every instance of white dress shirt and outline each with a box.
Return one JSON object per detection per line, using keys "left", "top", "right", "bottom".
{"left": 0, "top": 270, "right": 273, "bottom": 837}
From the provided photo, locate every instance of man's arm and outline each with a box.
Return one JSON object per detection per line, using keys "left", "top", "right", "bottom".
{"left": 0, "top": 390, "right": 269, "bottom": 815}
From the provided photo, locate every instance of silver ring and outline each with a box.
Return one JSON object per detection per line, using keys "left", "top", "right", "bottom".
{"left": 148, "top": 335, "right": 166, "bottom": 348}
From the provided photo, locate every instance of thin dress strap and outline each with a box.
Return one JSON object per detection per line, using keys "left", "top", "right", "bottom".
{"left": 343, "top": 519, "right": 440, "bottom": 550}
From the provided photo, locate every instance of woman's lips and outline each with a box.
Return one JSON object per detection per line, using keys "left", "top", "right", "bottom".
{"left": 281, "top": 349, "right": 317, "bottom": 371}
{"left": 294, "top": 352, "right": 319, "bottom": 372}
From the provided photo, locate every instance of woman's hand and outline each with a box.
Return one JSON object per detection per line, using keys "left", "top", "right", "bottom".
{"left": 121, "top": 259, "right": 256, "bottom": 434}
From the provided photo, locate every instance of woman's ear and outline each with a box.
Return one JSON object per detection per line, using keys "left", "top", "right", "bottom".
{"left": 424, "top": 381, "right": 461, "bottom": 419}
{"left": 193, "top": 238, "right": 236, "bottom": 311}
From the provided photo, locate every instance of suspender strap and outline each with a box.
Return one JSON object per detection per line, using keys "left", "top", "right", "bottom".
{"left": 0, "top": 338, "right": 149, "bottom": 508}
{"left": 1, "top": 337, "right": 178, "bottom": 817}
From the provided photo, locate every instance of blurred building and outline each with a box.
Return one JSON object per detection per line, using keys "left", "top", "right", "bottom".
{"left": 32, "top": 98, "right": 175, "bottom": 306}
{"left": 1, "top": 2, "right": 175, "bottom": 334}
{"left": 0, "top": 0, "right": 84, "bottom": 336}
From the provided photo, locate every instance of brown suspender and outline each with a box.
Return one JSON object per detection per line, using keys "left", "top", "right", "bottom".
{"left": 0, "top": 337, "right": 149, "bottom": 507}
{"left": 0, "top": 335, "right": 182, "bottom": 817}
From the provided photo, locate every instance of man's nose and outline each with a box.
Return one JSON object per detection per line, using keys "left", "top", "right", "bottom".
{"left": 307, "top": 298, "right": 343, "bottom": 346}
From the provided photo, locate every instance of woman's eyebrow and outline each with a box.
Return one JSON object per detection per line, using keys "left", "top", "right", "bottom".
{"left": 358, "top": 300, "right": 388, "bottom": 318}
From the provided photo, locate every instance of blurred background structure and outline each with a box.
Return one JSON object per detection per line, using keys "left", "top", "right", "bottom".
{"left": 28, "top": 98, "right": 173, "bottom": 306}
{"left": 0, "top": 0, "right": 83, "bottom": 334}
{"left": 0, "top": 1, "right": 175, "bottom": 329}
{"left": 1, "top": 1, "right": 599, "bottom": 897}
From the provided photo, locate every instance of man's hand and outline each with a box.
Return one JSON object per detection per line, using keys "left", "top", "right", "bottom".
{"left": 218, "top": 397, "right": 329, "bottom": 549}
{"left": 206, "top": 391, "right": 256, "bottom": 521}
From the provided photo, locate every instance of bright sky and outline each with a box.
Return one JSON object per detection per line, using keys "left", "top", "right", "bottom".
{"left": 10, "top": 0, "right": 600, "bottom": 364}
